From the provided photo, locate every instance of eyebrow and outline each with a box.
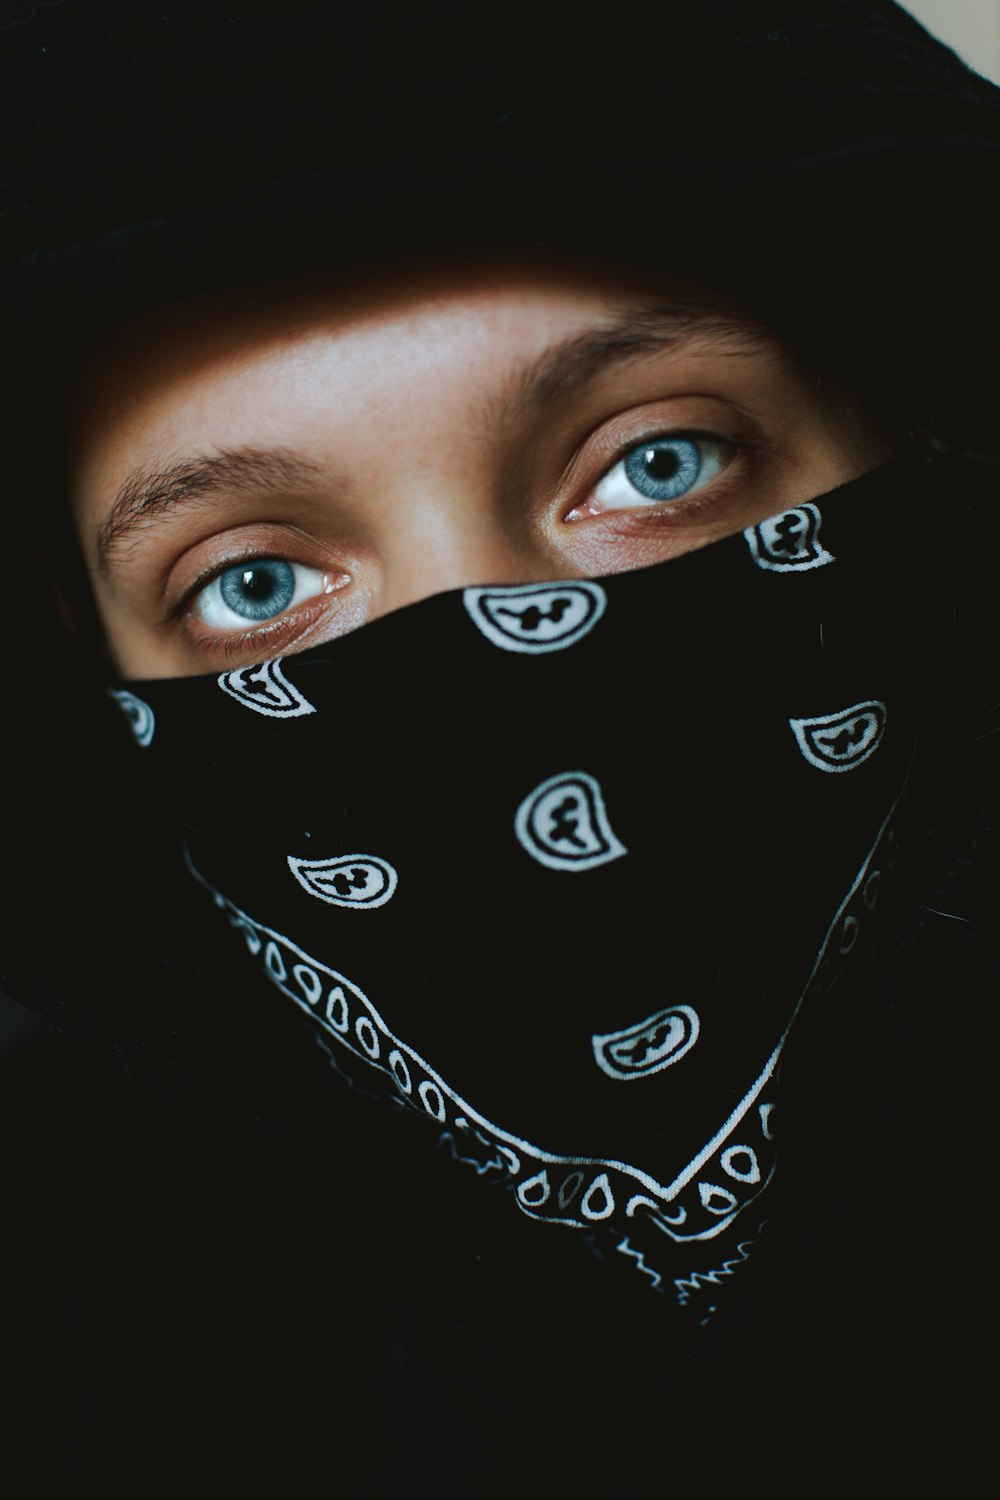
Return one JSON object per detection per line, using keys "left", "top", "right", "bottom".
{"left": 495, "top": 303, "right": 771, "bottom": 422}
{"left": 96, "top": 447, "right": 326, "bottom": 577}
{"left": 95, "top": 303, "right": 769, "bottom": 577}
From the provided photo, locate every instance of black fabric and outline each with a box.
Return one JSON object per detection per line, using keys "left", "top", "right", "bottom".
{"left": 4, "top": 0, "right": 998, "bottom": 274}
{"left": 0, "top": 764, "right": 993, "bottom": 1495}
{"left": 3, "top": 0, "right": 1000, "bottom": 425}
{"left": 107, "top": 456, "right": 960, "bottom": 1308}
{"left": 1, "top": 1, "right": 998, "bottom": 1492}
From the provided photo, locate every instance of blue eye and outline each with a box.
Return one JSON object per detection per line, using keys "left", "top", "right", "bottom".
{"left": 220, "top": 560, "right": 295, "bottom": 620}
{"left": 194, "top": 558, "right": 330, "bottom": 630}
{"left": 593, "top": 435, "right": 727, "bottom": 513}
{"left": 624, "top": 438, "right": 701, "bottom": 500}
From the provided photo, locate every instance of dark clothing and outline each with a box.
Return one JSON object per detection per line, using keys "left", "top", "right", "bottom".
{"left": 1, "top": 1, "right": 997, "bottom": 1493}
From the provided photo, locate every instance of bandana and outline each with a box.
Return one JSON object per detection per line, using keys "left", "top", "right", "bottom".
{"left": 111, "top": 456, "right": 955, "bottom": 1305}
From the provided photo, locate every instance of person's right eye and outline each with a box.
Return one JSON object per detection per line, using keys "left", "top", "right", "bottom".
{"left": 191, "top": 557, "right": 332, "bottom": 629}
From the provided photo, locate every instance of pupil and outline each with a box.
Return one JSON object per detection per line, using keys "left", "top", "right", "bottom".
{"left": 644, "top": 447, "right": 681, "bottom": 480}
{"left": 242, "top": 567, "right": 276, "bottom": 600}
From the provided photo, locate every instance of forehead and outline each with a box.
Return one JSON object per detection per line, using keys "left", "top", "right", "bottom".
{"left": 71, "top": 250, "right": 762, "bottom": 441}
{"left": 68, "top": 250, "right": 785, "bottom": 576}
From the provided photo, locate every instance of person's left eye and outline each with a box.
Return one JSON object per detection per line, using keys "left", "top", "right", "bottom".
{"left": 192, "top": 557, "right": 330, "bottom": 629}
{"left": 587, "top": 434, "right": 731, "bottom": 514}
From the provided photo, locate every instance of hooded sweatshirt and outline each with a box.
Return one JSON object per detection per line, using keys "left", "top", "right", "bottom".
{"left": 1, "top": 3, "right": 998, "bottom": 1494}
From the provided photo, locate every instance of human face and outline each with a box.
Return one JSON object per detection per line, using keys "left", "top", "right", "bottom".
{"left": 69, "top": 252, "right": 894, "bottom": 679}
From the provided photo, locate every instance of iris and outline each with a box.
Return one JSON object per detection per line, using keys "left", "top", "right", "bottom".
{"left": 219, "top": 560, "right": 297, "bottom": 621}
{"left": 622, "top": 438, "right": 702, "bottom": 503}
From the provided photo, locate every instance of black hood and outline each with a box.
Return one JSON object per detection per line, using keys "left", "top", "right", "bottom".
{"left": 3, "top": 0, "right": 1000, "bottom": 335}
{"left": 0, "top": 0, "right": 998, "bottom": 1305}
{"left": 4, "top": 0, "right": 1000, "bottom": 637}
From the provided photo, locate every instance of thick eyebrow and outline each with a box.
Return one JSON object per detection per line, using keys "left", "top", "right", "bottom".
{"left": 494, "top": 303, "right": 772, "bottom": 424}
{"left": 96, "top": 447, "right": 326, "bottom": 577}
{"left": 95, "top": 304, "right": 769, "bottom": 576}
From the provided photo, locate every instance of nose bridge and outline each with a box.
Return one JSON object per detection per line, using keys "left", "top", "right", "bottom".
{"left": 377, "top": 478, "right": 542, "bottom": 616}
{"left": 343, "top": 312, "right": 574, "bottom": 614}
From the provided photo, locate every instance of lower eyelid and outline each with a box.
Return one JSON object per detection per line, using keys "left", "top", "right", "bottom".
{"left": 179, "top": 592, "right": 347, "bottom": 665}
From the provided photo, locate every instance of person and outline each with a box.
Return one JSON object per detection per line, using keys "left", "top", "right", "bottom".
{"left": 1, "top": 1, "right": 997, "bottom": 1493}
{"left": 70, "top": 252, "right": 894, "bottom": 674}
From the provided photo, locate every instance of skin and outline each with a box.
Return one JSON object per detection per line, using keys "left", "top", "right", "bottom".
{"left": 69, "top": 250, "right": 895, "bottom": 679}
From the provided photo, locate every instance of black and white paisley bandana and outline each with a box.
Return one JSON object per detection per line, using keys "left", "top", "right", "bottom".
{"left": 111, "top": 457, "right": 952, "bottom": 1304}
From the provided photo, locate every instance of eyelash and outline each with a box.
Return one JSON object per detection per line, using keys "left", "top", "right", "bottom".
{"left": 173, "top": 426, "right": 743, "bottom": 655}
{"left": 185, "top": 587, "right": 342, "bottom": 664}
{"left": 568, "top": 428, "right": 738, "bottom": 522}
{"left": 167, "top": 551, "right": 346, "bottom": 659}
{"left": 191, "top": 557, "right": 331, "bottom": 630}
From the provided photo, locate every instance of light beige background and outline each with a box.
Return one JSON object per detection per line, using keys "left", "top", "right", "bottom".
{"left": 900, "top": 0, "right": 1000, "bottom": 84}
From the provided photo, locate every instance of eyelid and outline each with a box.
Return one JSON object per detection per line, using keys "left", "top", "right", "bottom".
{"left": 162, "top": 546, "right": 347, "bottom": 626}
{"left": 191, "top": 558, "right": 330, "bottom": 632}
{"left": 198, "top": 600, "right": 333, "bottom": 666}
{"left": 555, "top": 397, "right": 762, "bottom": 506}
{"left": 595, "top": 433, "right": 731, "bottom": 511}
{"left": 154, "top": 513, "right": 353, "bottom": 615}
{"left": 173, "top": 564, "right": 358, "bottom": 667}
{"left": 562, "top": 424, "right": 747, "bottom": 526}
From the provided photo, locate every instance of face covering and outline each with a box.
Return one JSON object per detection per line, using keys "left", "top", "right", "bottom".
{"left": 111, "top": 457, "right": 955, "bottom": 1306}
